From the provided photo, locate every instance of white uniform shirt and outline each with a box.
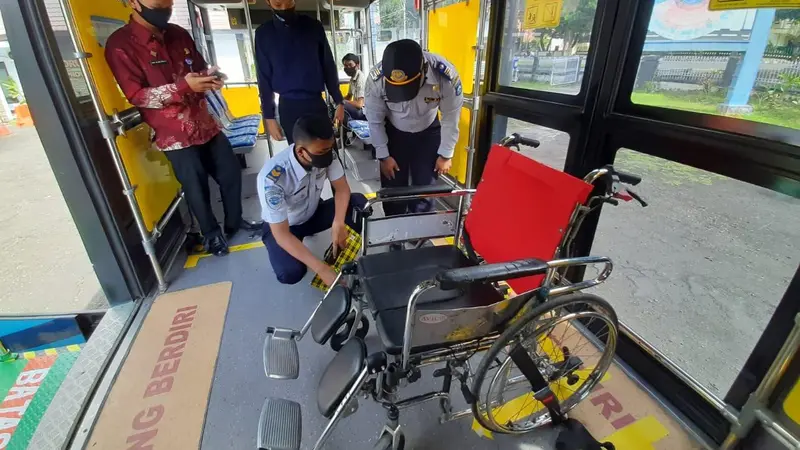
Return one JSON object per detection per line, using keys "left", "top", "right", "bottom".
{"left": 257, "top": 145, "right": 345, "bottom": 226}
{"left": 364, "top": 52, "right": 464, "bottom": 160}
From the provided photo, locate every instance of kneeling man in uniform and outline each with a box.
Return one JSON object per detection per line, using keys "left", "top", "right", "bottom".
{"left": 258, "top": 115, "right": 367, "bottom": 286}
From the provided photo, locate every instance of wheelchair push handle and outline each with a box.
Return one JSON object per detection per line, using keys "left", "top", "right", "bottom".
{"left": 613, "top": 168, "right": 642, "bottom": 186}
{"left": 500, "top": 133, "right": 541, "bottom": 150}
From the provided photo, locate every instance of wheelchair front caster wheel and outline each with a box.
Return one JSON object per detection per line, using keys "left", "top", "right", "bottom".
{"left": 374, "top": 432, "right": 405, "bottom": 450}
{"left": 330, "top": 315, "right": 369, "bottom": 351}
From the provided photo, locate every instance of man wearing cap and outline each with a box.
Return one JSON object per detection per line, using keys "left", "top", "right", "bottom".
{"left": 364, "top": 39, "right": 464, "bottom": 217}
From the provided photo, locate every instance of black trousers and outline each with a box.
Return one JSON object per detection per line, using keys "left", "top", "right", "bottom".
{"left": 262, "top": 193, "right": 368, "bottom": 285}
{"left": 380, "top": 119, "right": 442, "bottom": 216}
{"left": 344, "top": 103, "right": 366, "bottom": 121}
{"left": 278, "top": 97, "right": 328, "bottom": 145}
{"left": 164, "top": 133, "right": 242, "bottom": 239}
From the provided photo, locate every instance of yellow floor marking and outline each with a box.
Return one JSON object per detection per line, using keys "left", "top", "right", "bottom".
{"left": 184, "top": 241, "right": 265, "bottom": 269}
{"left": 604, "top": 415, "right": 670, "bottom": 449}
{"left": 471, "top": 336, "right": 610, "bottom": 440}
{"left": 66, "top": 344, "right": 82, "bottom": 352}
{"left": 23, "top": 351, "right": 35, "bottom": 360}
{"left": 44, "top": 348, "right": 58, "bottom": 356}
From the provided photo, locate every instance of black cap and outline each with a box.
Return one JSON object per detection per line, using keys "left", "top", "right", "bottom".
{"left": 382, "top": 39, "right": 424, "bottom": 102}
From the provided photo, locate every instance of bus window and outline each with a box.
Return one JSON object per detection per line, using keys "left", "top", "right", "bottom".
{"left": 632, "top": 6, "right": 800, "bottom": 132}
{"left": 491, "top": 115, "right": 570, "bottom": 171}
{"left": 208, "top": 7, "right": 256, "bottom": 84}
{"left": 592, "top": 148, "right": 800, "bottom": 397}
{"left": 373, "top": 0, "right": 421, "bottom": 60}
{"left": 497, "top": 0, "right": 599, "bottom": 95}
{"left": 379, "top": 30, "right": 393, "bottom": 41}
{"left": 0, "top": 7, "right": 107, "bottom": 313}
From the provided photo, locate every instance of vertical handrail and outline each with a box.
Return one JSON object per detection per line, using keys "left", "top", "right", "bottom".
{"left": 56, "top": 0, "right": 169, "bottom": 292}
{"left": 465, "top": 0, "right": 489, "bottom": 190}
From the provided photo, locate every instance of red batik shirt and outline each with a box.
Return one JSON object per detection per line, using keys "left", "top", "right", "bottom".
{"left": 105, "top": 19, "right": 220, "bottom": 151}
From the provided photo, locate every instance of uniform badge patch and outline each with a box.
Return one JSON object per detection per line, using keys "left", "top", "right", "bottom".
{"left": 267, "top": 165, "right": 285, "bottom": 182}
{"left": 370, "top": 62, "right": 384, "bottom": 81}
{"left": 265, "top": 186, "right": 284, "bottom": 211}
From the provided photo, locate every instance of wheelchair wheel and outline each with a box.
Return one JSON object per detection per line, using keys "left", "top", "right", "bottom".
{"left": 470, "top": 293, "right": 618, "bottom": 434}
{"left": 330, "top": 314, "right": 369, "bottom": 352}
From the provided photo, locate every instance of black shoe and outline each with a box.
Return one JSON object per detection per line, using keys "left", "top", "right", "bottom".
{"left": 225, "top": 219, "right": 264, "bottom": 239}
{"left": 205, "top": 235, "right": 229, "bottom": 257}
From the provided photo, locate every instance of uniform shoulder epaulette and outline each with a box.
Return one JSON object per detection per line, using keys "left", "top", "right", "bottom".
{"left": 435, "top": 61, "right": 463, "bottom": 96}
{"left": 370, "top": 62, "right": 383, "bottom": 81}
{"left": 266, "top": 165, "right": 285, "bottom": 183}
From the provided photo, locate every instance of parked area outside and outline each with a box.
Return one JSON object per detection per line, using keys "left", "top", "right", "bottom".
{"left": 497, "top": 117, "right": 800, "bottom": 398}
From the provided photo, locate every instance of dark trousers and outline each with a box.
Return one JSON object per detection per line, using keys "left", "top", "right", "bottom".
{"left": 344, "top": 103, "right": 366, "bottom": 121}
{"left": 263, "top": 193, "right": 368, "bottom": 285}
{"left": 164, "top": 133, "right": 241, "bottom": 239}
{"left": 380, "top": 119, "right": 441, "bottom": 216}
{"left": 278, "top": 97, "right": 328, "bottom": 145}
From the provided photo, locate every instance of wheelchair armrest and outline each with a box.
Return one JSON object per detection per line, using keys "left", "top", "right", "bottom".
{"left": 377, "top": 185, "right": 454, "bottom": 199}
{"left": 436, "top": 258, "right": 549, "bottom": 290}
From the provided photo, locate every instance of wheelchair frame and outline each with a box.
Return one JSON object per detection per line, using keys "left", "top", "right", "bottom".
{"left": 259, "top": 141, "right": 646, "bottom": 450}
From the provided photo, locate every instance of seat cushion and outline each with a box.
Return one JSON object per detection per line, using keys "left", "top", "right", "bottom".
{"left": 374, "top": 281, "right": 504, "bottom": 355}
{"left": 317, "top": 337, "right": 366, "bottom": 418}
{"left": 310, "top": 285, "right": 351, "bottom": 344}
{"left": 359, "top": 246, "right": 476, "bottom": 313}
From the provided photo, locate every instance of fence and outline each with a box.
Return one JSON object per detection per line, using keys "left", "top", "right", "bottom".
{"left": 639, "top": 54, "right": 800, "bottom": 91}
{"left": 513, "top": 55, "right": 586, "bottom": 86}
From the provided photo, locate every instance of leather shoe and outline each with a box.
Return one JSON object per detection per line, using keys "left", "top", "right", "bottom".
{"left": 225, "top": 219, "right": 264, "bottom": 239}
{"left": 205, "top": 235, "right": 229, "bottom": 257}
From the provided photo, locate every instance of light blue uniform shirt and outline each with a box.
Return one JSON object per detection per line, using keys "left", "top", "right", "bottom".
{"left": 258, "top": 145, "right": 345, "bottom": 226}
{"left": 364, "top": 52, "right": 464, "bottom": 160}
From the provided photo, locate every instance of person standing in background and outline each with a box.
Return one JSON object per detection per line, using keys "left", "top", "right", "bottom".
{"left": 255, "top": 0, "right": 345, "bottom": 144}
{"left": 105, "top": 0, "right": 262, "bottom": 257}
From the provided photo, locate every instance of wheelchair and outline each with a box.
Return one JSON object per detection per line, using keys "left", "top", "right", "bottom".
{"left": 257, "top": 134, "right": 647, "bottom": 450}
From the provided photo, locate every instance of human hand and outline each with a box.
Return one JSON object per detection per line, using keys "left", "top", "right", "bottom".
{"left": 435, "top": 157, "right": 452, "bottom": 175}
{"left": 380, "top": 157, "right": 400, "bottom": 180}
{"left": 185, "top": 73, "right": 218, "bottom": 93}
{"left": 318, "top": 265, "right": 339, "bottom": 288}
{"left": 331, "top": 221, "right": 349, "bottom": 258}
{"left": 334, "top": 104, "right": 345, "bottom": 127}
{"left": 265, "top": 119, "right": 285, "bottom": 141}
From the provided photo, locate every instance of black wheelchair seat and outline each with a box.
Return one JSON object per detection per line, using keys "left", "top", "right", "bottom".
{"left": 359, "top": 246, "right": 476, "bottom": 313}
{"left": 358, "top": 246, "right": 505, "bottom": 355}
{"left": 317, "top": 337, "right": 366, "bottom": 418}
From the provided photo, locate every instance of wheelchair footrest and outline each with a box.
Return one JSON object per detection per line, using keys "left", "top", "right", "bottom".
{"left": 258, "top": 397, "right": 302, "bottom": 450}
{"left": 263, "top": 328, "right": 300, "bottom": 380}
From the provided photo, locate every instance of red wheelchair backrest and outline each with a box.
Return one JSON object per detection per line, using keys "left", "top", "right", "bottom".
{"left": 464, "top": 145, "right": 594, "bottom": 294}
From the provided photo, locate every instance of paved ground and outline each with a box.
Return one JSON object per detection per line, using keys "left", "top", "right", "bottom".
{"left": 505, "top": 119, "right": 800, "bottom": 397}
{"left": 0, "top": 126, "right": 106, "bottom": 314}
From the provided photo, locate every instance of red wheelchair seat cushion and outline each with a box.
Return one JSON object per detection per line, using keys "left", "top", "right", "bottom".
{"left": 464, "top": 145, "right": 593, "bottom": 294}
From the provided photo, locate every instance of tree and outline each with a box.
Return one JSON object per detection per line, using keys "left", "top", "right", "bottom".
{"left": 378, "top": 0, "right": 407, "bottom": 29}
{"left": 775, "top": 9, "right": 800, "bottom": 24}
{"left": 530, "top": 0, "right": 597, "bottom": 53}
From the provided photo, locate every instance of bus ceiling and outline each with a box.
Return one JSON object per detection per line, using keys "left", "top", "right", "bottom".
{"left": 189, "top": 0, "right": 376, "bottom": 10}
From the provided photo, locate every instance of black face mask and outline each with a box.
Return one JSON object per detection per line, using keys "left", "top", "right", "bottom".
{"left": 274, "top": 7, "right": 298, "bottom": 25}
{"left": 138, "top": 3, "right": 172, "bottom": 30}
{"left": 301, "top": 148, "right": 334, "bottom": 169}
{"left": 344, "top": 67, "right": 357, "bottom": 77}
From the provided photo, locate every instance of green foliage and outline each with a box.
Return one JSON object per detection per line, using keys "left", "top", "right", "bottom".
{"left": 1, "top": 78, "right": 23, "bottom": 103}
{"left": 534, "top": 0, "right": 597, "bottom": 52}
{"left": 378, "top": 0, "right": 407, "bottom": 30}
{"left": 775, "top": 9, "right": 800, "bottom": 24}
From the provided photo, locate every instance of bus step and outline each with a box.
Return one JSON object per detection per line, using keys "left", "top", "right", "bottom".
{"left": 258, "top": 397, "right": 302, "bottom": 450}
{"left": 263, "top": 328, "right": 300, "bottom": 380}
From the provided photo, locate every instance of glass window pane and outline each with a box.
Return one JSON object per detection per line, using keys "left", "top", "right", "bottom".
{"left": 593, "top": 148, "right": 799, "bottom": 396}
{"left": 373, "top": 0, "right": 421, "bottom": 60}
{"left": 498, "top": 0, "right": 598, "bottom": 95}
{"left": 0, "top": 9, "right": 107, "bottom": 312}
{"left": 632, "top": 5, "right": 800, "bottom": 131}
{"left": 491, "top": 114, "right": 570, "bottom": 170}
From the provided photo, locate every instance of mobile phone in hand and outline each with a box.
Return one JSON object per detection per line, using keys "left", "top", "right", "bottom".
{"left": 210, "top": 70, "right": 227, "bottom": 80}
